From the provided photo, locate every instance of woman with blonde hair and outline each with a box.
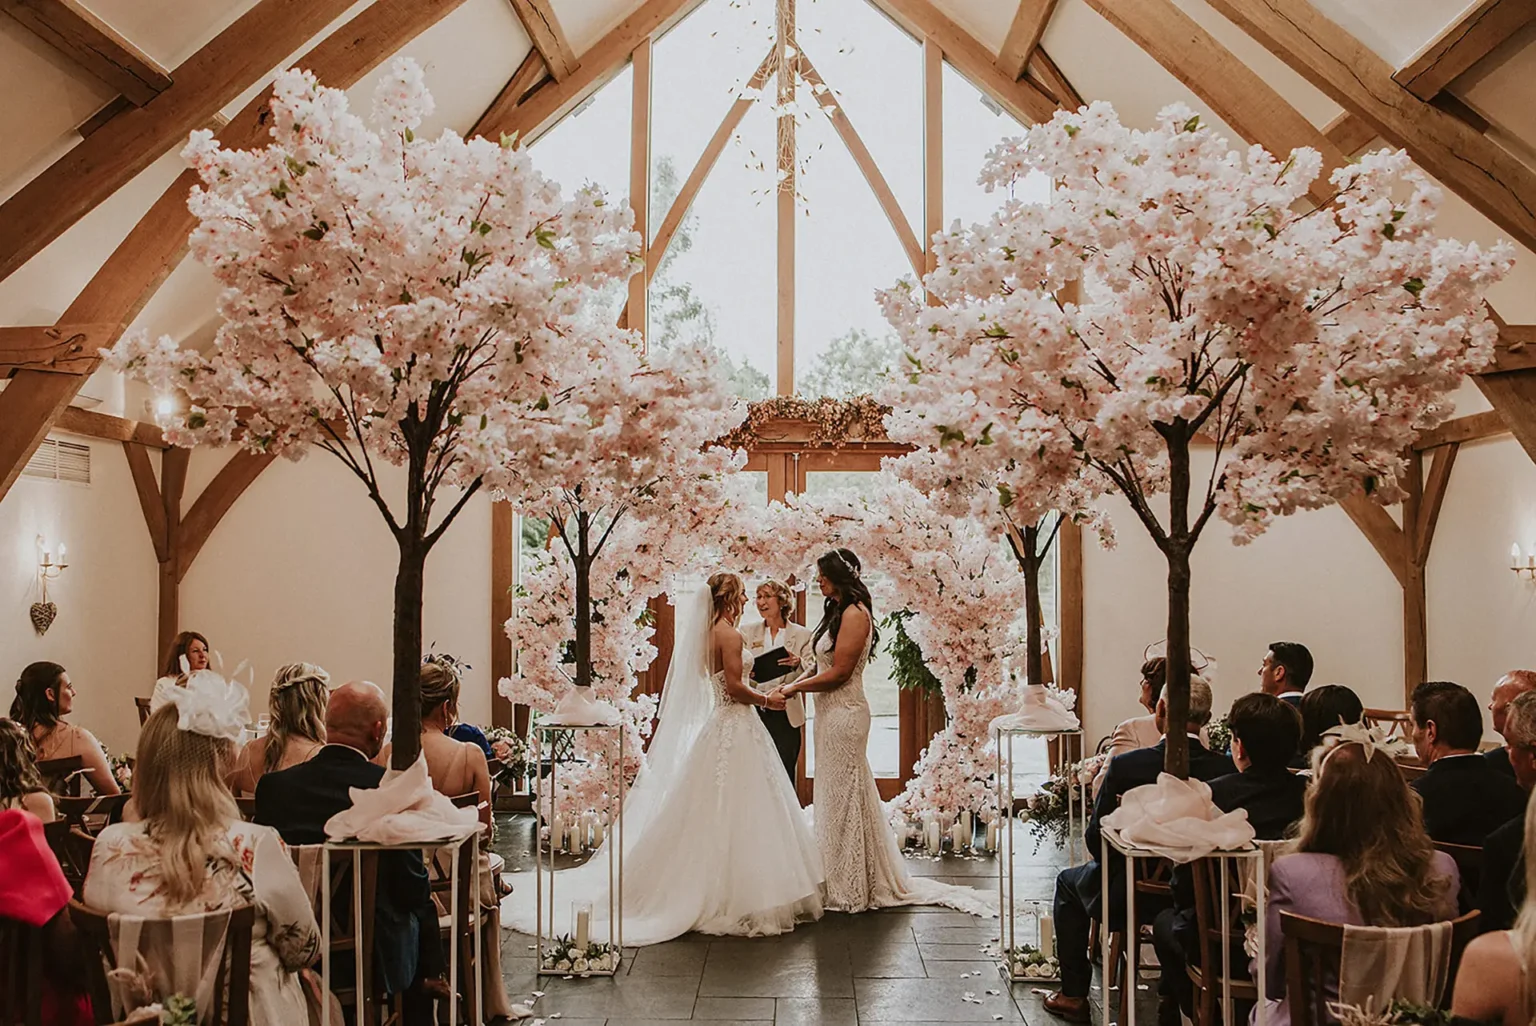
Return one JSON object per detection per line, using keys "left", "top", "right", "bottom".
{"left": 1260, "top": 737, "right": 1459, "bottom": 1026}
{"left": 228, "top": 663, "right": 329, "bottom": 796}
{"left": 1453, "top": 788, "right": 1536, "bottom": 1024}
{"left": 83, "top": 678, "right": 319, "bottom": 1026}
{"left": 0, "top": 717, "right": 55, "bottom": 821}
{"left": 417, "top": 655, "right": 493, "bottom": 828}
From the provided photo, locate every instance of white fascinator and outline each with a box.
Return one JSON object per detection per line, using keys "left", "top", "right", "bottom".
{"left": 163, "top": 668, "right": 251, "bottom": 743}
{"left": 1320, "top": 720, "right": 1412, "bottom": 763}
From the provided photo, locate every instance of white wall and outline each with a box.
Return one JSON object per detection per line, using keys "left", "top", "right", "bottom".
{"left": 0, "top": 434, "right": 159, "bottom": 758}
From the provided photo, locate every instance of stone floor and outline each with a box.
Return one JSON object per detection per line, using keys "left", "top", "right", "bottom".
{"left": 489, "top": 814, "right": 1159, "bottom": 1025}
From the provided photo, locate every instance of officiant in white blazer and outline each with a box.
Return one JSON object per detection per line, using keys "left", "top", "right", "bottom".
{"left": 742, "top": 579, "right": 813, "bottom": 784}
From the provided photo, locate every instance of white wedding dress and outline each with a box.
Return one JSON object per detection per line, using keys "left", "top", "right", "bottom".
{"left": 503, "top": 587, "right": 824, "bottom": 947}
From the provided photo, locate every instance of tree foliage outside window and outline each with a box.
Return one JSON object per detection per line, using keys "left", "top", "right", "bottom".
{"left": 798, "top": 327, "right": 900, "bottom": 398}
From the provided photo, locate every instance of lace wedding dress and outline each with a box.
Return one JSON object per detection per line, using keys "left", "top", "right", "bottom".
{"left": 503, "top": 588, "right": 824, "bottom": 947}
{"left": 812, "top": 617, "right": 993, "bottom": 916}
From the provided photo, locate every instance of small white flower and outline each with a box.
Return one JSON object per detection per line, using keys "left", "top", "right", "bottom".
{"left": 573, "top": 957, "right": 590, "bottom": 973}
{"left": 554, "top": 959, "right": 571, "bottom": 972}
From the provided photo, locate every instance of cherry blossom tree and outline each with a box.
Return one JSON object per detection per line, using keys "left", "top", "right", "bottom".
{"left": 109, "top": 59, "right": 646, "bottom": 767}
{"left": 885, "top": 102, "right": 1511, "bottom": 777}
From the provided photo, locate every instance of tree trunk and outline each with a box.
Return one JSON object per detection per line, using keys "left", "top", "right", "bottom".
{"left": 1162, "top": 434, "right": 1193, "bottom": 779}
{"left": 573, "top": 511, "right": 593, "bottom": 689}
{"left": 1021, "top": 524, "right": 1045, "bottom": 687}
{"left": 391, "top": 533, "right": 427, "bottom": 769}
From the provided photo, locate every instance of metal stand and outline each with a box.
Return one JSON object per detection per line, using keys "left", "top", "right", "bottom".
{"left": 533, "top": 722, "right": 626, "bottom": 977}
{"left": 1100, "top": 827, "right": 1266, "bottom": 1026}
{"left": 321, "top": 828, "right": 482, "bottom": 1026}
{"left": 995, "top": 726, "right": 1086, "bottom": 982}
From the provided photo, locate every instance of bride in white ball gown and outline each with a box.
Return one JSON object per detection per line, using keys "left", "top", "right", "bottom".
{"left": 504, "top": 572, "right": 825, "bottom": 946}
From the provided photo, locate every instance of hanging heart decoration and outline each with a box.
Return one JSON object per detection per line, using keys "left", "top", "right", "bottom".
{"left": 30, "top": 601, "right": 57, "bottom": 635}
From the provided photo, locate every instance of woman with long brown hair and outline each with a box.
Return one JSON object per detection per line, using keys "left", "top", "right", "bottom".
{"left": 10, "top": 661, "right": 118, "bottom": 797}
{"left": 227, "top": 663, "right": 329, "bottom": 796}
{"left": 149, "top": 630, "right": 211, "bottom": 712}
{"left": 0, "top": 717, "right": 55, "bottom": 821}
{"left": 1260, "top": 739, "right": 1459, "bottom": 1026}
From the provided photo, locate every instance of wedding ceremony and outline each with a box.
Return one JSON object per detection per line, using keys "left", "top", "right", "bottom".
{"left": 1, "top": 0, "right": 1535, "bottom": 1024}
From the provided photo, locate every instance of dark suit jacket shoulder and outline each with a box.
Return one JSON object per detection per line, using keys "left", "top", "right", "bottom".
{"left": 1208, "top": 767, "right": 1307, "bottom": 841}
{"left": 254, "top": 745, "right": 385, "bottom": 845}
{"left": 1479, "top": 811, "right": 1528, "bottom": 934}
{"left": 1411, "top": 754, "right": 1527, "bottom": 847}
{"left": 1486, "top": 745, "right": 1515, "bottom": 779}
{"left": 1086, "top": 738, "right": 1236, "bottom": 857}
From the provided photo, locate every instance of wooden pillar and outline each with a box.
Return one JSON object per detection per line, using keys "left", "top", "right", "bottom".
{"left": 922, "top": 38, "right": 942, "bottom": 285}
{"left": 775, "top": 0, "right": 796, "bottom": 395}
{"left": 1059, "top": 517, "right": 1084, "bottom": 756}
{"left": 156, "top": 448, "right": 189, "bottom": 668}
{"left": 491, "top": 501, "right": 515, "bottom": 729}
{"left": 1402, "top": 450, "right": 1427, "bottom": 702}
{"left": 628, "top": 36, "right": 652, "bottom": 345}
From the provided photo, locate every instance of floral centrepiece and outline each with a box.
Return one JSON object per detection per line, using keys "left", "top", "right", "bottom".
{"left": 540, "top": 935, "right": 620, "bottom": 975}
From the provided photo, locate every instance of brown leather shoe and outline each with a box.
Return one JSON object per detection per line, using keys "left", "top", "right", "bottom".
{"left": 1043, "top": 992, "right": 1092, "bottom": 1023}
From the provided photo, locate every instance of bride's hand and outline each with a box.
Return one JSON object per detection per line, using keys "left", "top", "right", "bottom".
{"left": 762, "top": 691, "right": 787, "bottom": 711}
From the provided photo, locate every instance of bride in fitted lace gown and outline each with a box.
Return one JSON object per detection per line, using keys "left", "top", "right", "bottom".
{"left": 504, "top": 573, "right": 823, "bottom": 946}
{"left": 774, "top": 549, "right": 991, "bottom": 915}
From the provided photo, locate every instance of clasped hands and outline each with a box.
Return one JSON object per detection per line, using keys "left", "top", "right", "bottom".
{"left": 762, "top": 683, "right": 794, "bottom": 710}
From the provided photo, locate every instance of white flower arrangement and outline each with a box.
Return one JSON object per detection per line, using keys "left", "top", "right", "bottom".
{"left": 541, "top": 934, "right": 620, "bottom": 975}
{"left": 1002, "top": 944, "right": 1060, "bottom": 981}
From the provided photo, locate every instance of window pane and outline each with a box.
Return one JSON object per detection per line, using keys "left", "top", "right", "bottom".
{"left": 794, "top": 107, "right": 908, "bottom": 399}
{"left": 531, "top": 64, "right": 633, "bottom": 327}
{"left": 942, "top": 61, "right": 1050, "bottom": 232}
{"left": 740, "top": 470, "right": 769, "bottom": 507}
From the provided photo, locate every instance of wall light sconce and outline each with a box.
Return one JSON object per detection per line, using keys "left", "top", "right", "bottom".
{"left": 31, "top": 538, "right": 67, "bottom": 635}
{"left": 1510, "top": 543, "right": 1536, "bottom": 580}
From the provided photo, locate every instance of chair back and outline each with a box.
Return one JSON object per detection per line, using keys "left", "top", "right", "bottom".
{"left": 134, "top": 699, "right": 152, "bottom": 727}
{"left": 44, "top": 821, "right": 96, "bottom": 898}
{"left": 70, "top": 900, "right": 254, "bottom": 1026}
{"left": 1280, "top": 909, "right": 1479, "bottom": 1026}
{"left": 233, "top": 796, "right": 257, "bottom": 823}
{"left": 1188, "top": 855, "right": 1262, "bottom": 1021}
{"left": 1361, "top": 709, "right": 1413, "bottom": 738}
{"left": 288, "top": 845, "right": 381, "bottom": 1023}
{"left": 37, "top": 757, "right": 85, "bottom": 797}
{"left": 56, "top": 795, "right": 131, "bottom": 834}
{"left": 0, "top": 915, "right": 45, "bottom": 1026}
{"left": 429, "top": 840, "right": 481, "bottom": 1025}
{"left": 1433, "top": 841, "right": 1483, "bottom": 912}
{"left": 448, "top": 792, "right": 481, "bottom": 811}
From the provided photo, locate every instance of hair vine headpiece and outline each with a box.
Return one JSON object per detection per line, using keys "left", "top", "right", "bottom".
{"left": 272, "top": 662, "right": 330, "bottom": 695}
{"left": 164, "top": 669, "right": 250, "bottom": 743}
{"left": 834, "top": 551, "right": 860, "bottom": 579}
{"left": 1319, "top": 720, "right": 1411, "bottom": 764}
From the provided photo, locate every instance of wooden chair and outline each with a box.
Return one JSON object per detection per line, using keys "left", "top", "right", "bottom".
{"left": 1187, "top": 856, "right": 1261, "bottom": 1026}
{"left": 430, "top": 839, "right": 481, "bottom": 1026}
{"left": 1396, "top": 759, "right": 1429, "bottom": 785}
{"left": 55, "top": 795, "right": 130, "bottom": 834}
{"left": 1434, "top": 841, "right": 1484, "bottom": 912}
{"left": 134, "top": 698, "right": 152, "bottom": 727}
{"left": 234, "top": 796, "right": 258, "bottom": 822}
{"left": 288, "top": 845, "right": 394, "bottom": 1026}
{"left": 70, "top": 900, "right": 255, "bottom": 1026}
{"left": 37, "top": 757, "right": 84, "bottom": 797}
{"left": 0, "top": 915, "right": 46, "bottom": 1026}
{"left": 1280, "top": 909, "right": 1480, "bottom": 1026}
{"left": 44, "top": 821, "right": 96, "bottom": 898}
{"left": 1362, "top": 709, "right": 1413, "bottom": 738}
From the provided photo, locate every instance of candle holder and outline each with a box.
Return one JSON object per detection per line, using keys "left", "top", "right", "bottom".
{"left": 533, "top": 721, "right": 624, "bottom": 977}
{"left": 29, "top": 540, "right": 68, "bottom": 636}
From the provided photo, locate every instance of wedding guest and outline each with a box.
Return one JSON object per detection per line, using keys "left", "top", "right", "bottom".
{"left": 1043, "top": 678, "right": 1234, "bottom": 1023}
{"left": 0, "top": 809, "right": 92, "bottom": 1026}
{"left": 1486, "top": 670, "right": 1536, "bottom": 779}
{"left": 1262, "top": 739, "right": 1459, "bottom": 1026}
{"left": 1410, "top": 679, "right": 1525, "bottom": 846}
{"left": 1294, "top": 683, "right": 1363, "bottom": 767}
{"left": 741, "top": 578, "right": 813, "bottom": 783}
{"left": 10, "top": 662, "right": 119, "bottom": 796}
{"left": 1452, "top": 790, "right": 1536, "bottom": 1025}
{"left": 1480, "top": 691, "right": 1536, "bottom": 933}
{"left": 149, "top": 630, "right": 211, "bottom": 712}
{"left": 228, "top": 662, "right": 330, "bottom": 796}
{"left": 85, "top": 697, "right": 320, "bottom": 1025}
{"left": 255, "top": 681, "right": 446, "bottom": 1020}
{"left": 0, "top": 717, "right": 56, "bottom": 821}
{"left": 1093, "top": 654, "right": 1210, "bottom": 794}
{"left": 1152, "top": 693, "right": 1306, "bottom": 1024}
{"left": 1257, "top": 641, "right": 1312, "bottom": 706}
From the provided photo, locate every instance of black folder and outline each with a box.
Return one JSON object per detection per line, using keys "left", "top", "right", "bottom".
{"left": 752, "top": 646, "right": 793, "bottom": 682}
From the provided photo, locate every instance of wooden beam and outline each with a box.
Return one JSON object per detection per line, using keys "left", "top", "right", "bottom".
{"left": 122, "top": 442, "right": 168, "bottom": 563}
{"left": 776, "top": 0, "right": 795, "bottom": 396}
{"left": 1492, "top": 323, "right": 1536, "bottom": 373}
{"left": 1394, "top": 0, "right": 1536, "bottom": 101}
{"left": 491, "top": 501, "right": 514, "bottom": 730}
{"left": 1, "top": 0, "right": 170, "bottom": 105}
{"left": 1059, "top": 516, "right": 1084, "bottom": 720}
{"left": 628, "top": 37, "right": 652, "bottom": 344}
{"left": 507, "top": 0, "right": 576, "bottom": 81}
{"left": 998, "top": 0, "right": 1059, "bottom": 81}
{"left": 176, "top": 450, "right": 276, "bottom": 578}
{"left": 474, "top": 0, "right": 705, "bottom": 145}
{"left": 1323, "top": 111, "right": 1375, "bottom": 155}
{"left": 647, "top": 49, "right": 774, "bottom": 280}
{"left": 923, "top": 38, "right": 942, "bottom": 283}
{"left": 866, "top": 0, "right": 1059, "bottom": 125}
{"left": 1025, "top": 48, "right": 1083, "bottom": 110}
{"left": 1402, "top": 449, "right": 1426, "bottom": 697}
{"left": 471, "top": 49, "right": 548, "bottom": 139}
{"left": 1476, "top": 370, "right": 1536, "bottom": 466}
{"left": 1414, "top": 441, "right": 1459, "bottom": 564}
{"left": 0, "top": 0, "right": 365, "bottom": 285}
{"left": 0, "top": 0, "right": 476, "bottom": 506}
{"left": 1339, "top": 493, "right": 1408, "bottom": 588}
{"left": 0, "top": 324, "right": 116, "bottom": 374}
{"left": 56, "top": 406, "right": 165, "bottom": 448}
{"left": 799, "top": 56, "right": 924, "bottom": 277}
{"left": 1413, "top": 409, "right": 1507, "bottom": 449}
{"left": 1204, "top": 0, "right": 1536, "bottom": 256}
{"left": 1079, "top": 0, "right": 1347, "bottom": 206}
{"left": 157, "top": 447, "right": 187, "bottom": 662}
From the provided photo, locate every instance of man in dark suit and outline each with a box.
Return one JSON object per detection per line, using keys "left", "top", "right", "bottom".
{"left": 1485, "top": 670, "right": 1536, "bottom": 780}
{"left": 1480, "top": 690, "right": 1536, "bottom": 932}
{"left": 1257, "top": 641, "right": 1312, "bottom": 707}
{"left": 1410, "top": 680, "right": 1527, "bottom": 847}
{"left": 1151, "top": 693, "right": 1307, "bottom": 1024}
{"left": 1043, "top": 679, "right": 1235, "bottom": 1023}
{"left": 254, "top": 681, "right": 446, "bottom": 1022}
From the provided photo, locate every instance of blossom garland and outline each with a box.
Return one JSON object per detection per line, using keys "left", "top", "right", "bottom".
{"left": 716, "top": 394, "right": 892, "bottom": 449}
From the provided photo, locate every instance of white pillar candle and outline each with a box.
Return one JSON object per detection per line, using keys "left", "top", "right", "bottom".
{"left": 1040, "top": 914, "right": 1055, "bottom": 959}
{"left": 552, "top": 814, "right": 565, "bottom": 852}
{"left": 575, "top": 907, "right": 591, "bottom": 949}
{"left": 949, "top": 818, "right": 966, "bottom": 851}
{"left": 986, "top": 819, "right": 999, "bottom": 853}
{"left": 593, "top": 815, "right": 606, "bottom": 848}
{"left": 569, "top": 819, "right": 583, "bottom": 853}
{"left": 926, "top": 819, "right": 942, "bottom": 855}
{"left": 961, "top": 811, "right": 974, "bottom": 847}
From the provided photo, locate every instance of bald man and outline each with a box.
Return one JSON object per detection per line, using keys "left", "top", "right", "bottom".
{"left": 1486, "top": 670, "right": 1536, "bottom": 779}
{"left": 255, "top": 681, "right": 446, "bottom": 1020}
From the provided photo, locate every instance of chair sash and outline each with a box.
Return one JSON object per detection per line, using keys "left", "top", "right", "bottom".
{"left": 1338, "top": 920, "right": 1453, "bottom": 1009}
{"left": 105, "top": 909, "right": 233, "bottom": 1022}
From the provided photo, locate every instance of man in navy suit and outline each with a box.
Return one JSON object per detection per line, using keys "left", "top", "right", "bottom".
{"left": 1410, "top": 680, "right": 1526, "bottom": 848}
{"left": 1043, "top": 679, "right": 1235, "bottom": 1023}
{"left": 1151, "top": 692, "right": 1307, "bottom": 1024}
{"left": 255, "top": 681, "right": 446, "bottom": 1023}
{"left": 1257, "top": 641, "right": 1312, "bottom": 707}
{"left": 1485, "top": 670, "right": 1536, "bottom": 780}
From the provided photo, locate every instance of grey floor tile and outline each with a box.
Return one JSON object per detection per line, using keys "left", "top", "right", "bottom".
{"left": 919, "top": 940, "right": 1000, "bottom": 961}
{"left": 923, "top": 959, "right": 1005, "bottom": 980}
{"left": 773, "top": 997, "right": 858, "bottom": 1026}
{"left": 855, "top": 977, "right": 1023, "bottom": 1021}
{"left": 848, "top": 948, "right": 928, "bottom": 978}
{"left": 531, "top": 975, "right": 700, "bottom": 1019}
{"left": 610, "top": 1021, "right": 764, "bottom": 1026}
{"left": 909, "top": 924, "right": 1001, "bottom": 944}
{"left": 626, "top": 939, "right": 710, "bottom": 978}
{"left": 692, "top": 996, "right": 777, "bottom": 1019}
{"left": 698, "top": 963, "right": 856, "bottom": 999}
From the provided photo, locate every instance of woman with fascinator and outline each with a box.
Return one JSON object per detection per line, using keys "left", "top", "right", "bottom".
{"left": 769, "top": 549, "right": 990, "bottom": 915}
{"left": 504, "top": 571, "right": 826, "bottom": 946}
{"left": 84, "top": 670, "right": 321, "bottom": 1026}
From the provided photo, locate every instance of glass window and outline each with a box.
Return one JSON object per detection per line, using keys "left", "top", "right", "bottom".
{"left": 942, "top": 61, "right": 1050, "bottom": 234}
